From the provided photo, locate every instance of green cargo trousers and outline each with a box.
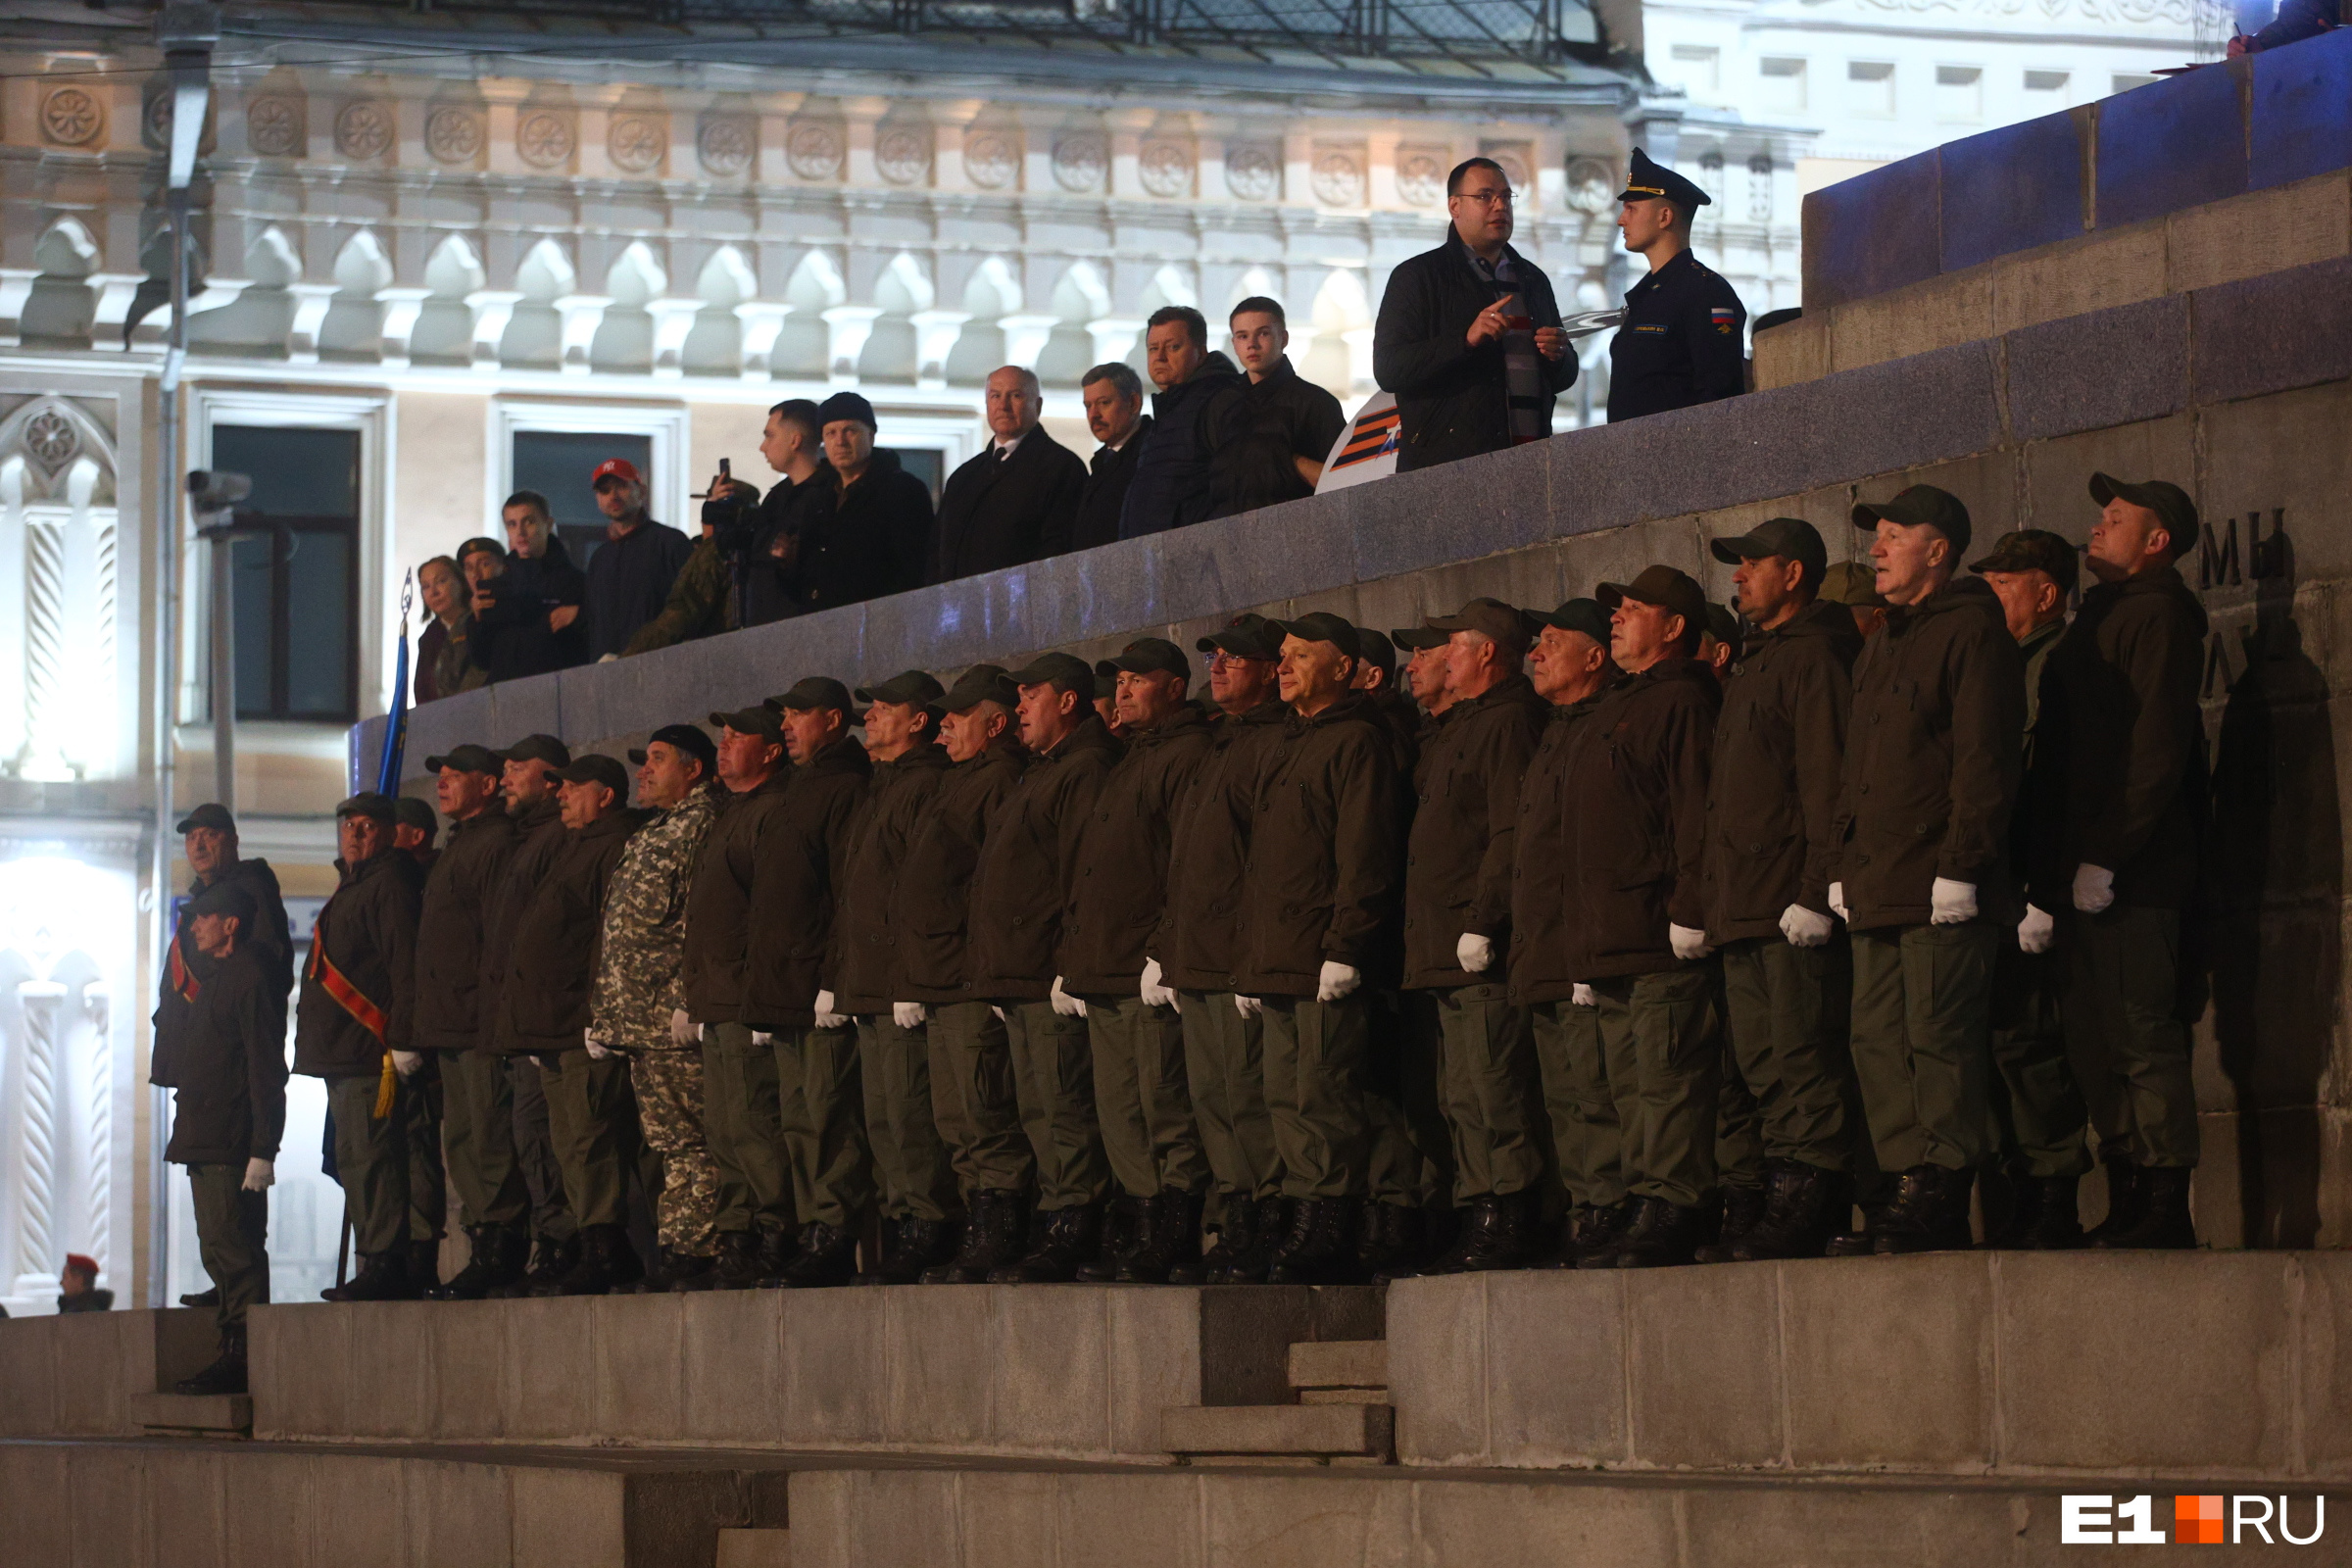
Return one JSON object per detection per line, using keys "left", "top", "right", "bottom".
{"left": 326, "top": 1072, "right": 410, "bottom": 1255}
{"left": 1179, "top": 992, "right": 1281, "bottom": 1202}
{"left": 1531, "top": 995, "right": 1626, "bottom": 1207}
{"left": 438, "top": 1049, "right": 529, "bottom": 1229}
{"left": 858, "top": 1013, "right": 957, "bottom": 1223}
{"left": 700, "top": 1021, "right": 793, "bottom": 1239}
{"left": 1086, "top": 997, "right": 1207, "bottom": 1200}
{"left": 1589, "top": 967, "right": 1724, "bottom": 1208}
{"left": 925, "top": 1001, "right": 1034, "bottom": 1197}
{"left": 539, "top": 1049, "right": 637, "bottom": 1228}
{"left": 1261, "top": 993, "right": 1373, "bottom": 1201}
{"left": 1719, "top": 935, "right": 1858, "bottom": 1173}
{"left": 1415, "top": 983, "right": 1542, "bottom": 1201}
{"left": 1000, "top": 1000, "right": 1111, "bottom": 1211}
{"left": 509, "top": 1056, "right": 576, "bottom": 1244}
{"left": 774, "top": 1023, "right": 872, "bottom": 1231}
{"left": 403, "top": 1055, "right": 447, "bottom": 1246}
{"left": 186, "top": 1159, "right": 269, "bottom": 1331}
{"left": 627, "top": 1047, "right": 721, "bottom": 1255}
{"left": 2066, "top": 904, "right": 2198, "bottom": 1169}
{"left": 1848, "top": 921, "right": 2000, "bottom": 1174}
{"left": 1369, "top": 991, "right": 1448, "bottom": 1208}
{"left": 1988, "top": 940, "right": 2090, "bottom": 1179}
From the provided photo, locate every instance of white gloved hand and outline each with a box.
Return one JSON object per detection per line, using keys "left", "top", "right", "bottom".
{"left": 1315, "top": 961, "right": 1361, "bottom": 1004}
{"left": 1050, "top": 977, "right": 1088, "bottom": 1019}
{"left": 1780, "top": 904, "right": 1836, "bottom": 950}
{"left": 1669, "top": 924, "right": 1715, "bottom": 961}
{"left": 1140, "top": 957, "right": 1177, "bottom": 1009}
{"left": 990, "top": 1005, "right": 1006, "bottom": 1022}
{"left": 750, "top": 1030, "right": 773, "bottom": 1047}
{"left": 598, "top": 653, "right": 619, "bottom": 664}
{"left": 1931, "top": 877, "right": 1979, "bottom": 925}
{"left": 669, "top": 1008, "right": 697, "bottom": 1047}
{"left": 893, "top": 1001, "right": 929, "bottom": 1030}
{"left": 1234, "top": 994, "right": 1263, "bottom": 1020}
{"left": 2073, "top": 862, "right": 2116, "bottom": 915}
{"left": 241, "top": 1157, "right": 275, "bottom": 1193}
{"left": 813, "top": 991, "right": 849, "bottom": 1030}
{"left": 390, "top": 1050, "right": 423, "bottom": 1078}
{"left": 1455, "top": 933, "right": 1495, "bottom": 973}
{"left": 2018, "top": 904, "right": 2056, "bottom": 955}
{"left": 1828, "top": 882, "right": 1850, "bottom": 921}
{"left": 584, "top": 1030, "right": 612, "bottom": 1060}
{"left": 1571, "top": 983, "right": 1596, "bottom": 1008}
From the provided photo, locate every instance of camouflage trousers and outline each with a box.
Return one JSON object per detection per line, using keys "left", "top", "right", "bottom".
{"left": 627, "top": 1047, "right": 720, "bottom": 1257}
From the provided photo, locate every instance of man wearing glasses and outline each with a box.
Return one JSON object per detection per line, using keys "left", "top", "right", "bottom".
{"left": 1371, "top": 157, "right": 1576, "bottom": 473}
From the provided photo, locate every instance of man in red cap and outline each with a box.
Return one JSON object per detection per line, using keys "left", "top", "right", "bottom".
{"left": 584, "top": 457, "right": 691, "bottom": 661}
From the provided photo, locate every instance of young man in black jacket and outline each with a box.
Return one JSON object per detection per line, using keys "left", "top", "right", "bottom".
{"left": 470, "top": 491, "right": 589, "bottom": 681}
{"left": 1205, "top": 297, "right": 1347, "bottom": 519}
{"left": 1372, "top": 158, "right": 1576, "bottom": 473}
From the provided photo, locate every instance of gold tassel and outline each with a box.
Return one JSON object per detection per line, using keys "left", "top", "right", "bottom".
{"left": 372, "top": 1051, "right": 397, "bottom": 1120}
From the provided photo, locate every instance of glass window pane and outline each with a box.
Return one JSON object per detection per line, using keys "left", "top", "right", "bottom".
{"left": 230, "top": 536, "right": 275, "bottom": 719}
{"left": 510, "top": 430, "right": 653, "bottom": 571}
{"left": 283, "top": 528, "right": 353, "bottom": 719}
{"left": 212, "top": 426, "right": 359, "bottom": 519}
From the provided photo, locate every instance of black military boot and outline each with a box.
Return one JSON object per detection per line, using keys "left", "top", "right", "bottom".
{"left": 537, "top": 1223, "right": 643, "bottom": 1296}
{"left": 1075, "top": 1195, "right": 1148, "bottom": 1283}
{"left": 427, "top": 1224, "right": 527, "bottom": 1300}
{"left": 1356, "top": 1202, "right": 1428, "bottom": 1283}
{"left": 858, "top": 1216, "right": 959, "bottom": 1285}
{"left": 767, "top": 1222, "right": 862, "bottom": 1288}
{"left": 1597, "top": 1196, "right": 1709, "bottom": 1268}
{"left": 1266, "top": 1198, "right": 1364, "bottom": 1286}
{"left": 1709, "top": 1185, "right": 1769, "bottom": 1255}
{"left": 2091, "top": 1166, "right": 2197, "bottom": 1249}
{"left": 489, "top": 1232, "right": 577, "bottom": 1298}
{"left": 1120, "top": 1191, "right": 1208, "bottom": 1284}
{"left": 2083, "top": 1151, "right": 2145, "bottom": 1245}
{"left": 408, "top": 1238, "right": 445, "bottom": 1296}
{"left": 926, "top": 1190, "right": 1029, "bottom": 1283}
{"left": 1421, "top": 1193, "right": 1532, "bottom": 1275}
{"left": 322, "top": 1249, "right": 416, "bottom": 1302}
{"left": 1542, "top": 1200, "right": 1627, "bottom": 1268}
{"left": 179, "top": 1286, "right": 220, "bottom": 1308}
{"left": 1992, "top": 1175, "right": 2086, "bottom": 1250}
{"left": 989, "top": 1204, "right": 1104, "bottom": 1283}
{"left": 1723, "top": 1162, "right": 1848, "bottom": 1262}
{"left": 1200, "top": 1194, "right": 1272, "bottom": 1285}
{"left": 633, "top": 1246, "right": 715, "bottom": 1293}
{"left": 173, "top": 1323, "right": 249, "bottom": 1396}
{"left": 1872, "top": 1166, "right": 1974, "bottom": 1254}
{"left": 674, "top": 1229, "right": 759, "bottom": 1292}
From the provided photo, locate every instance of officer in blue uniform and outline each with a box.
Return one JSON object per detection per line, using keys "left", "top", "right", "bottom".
{"left": 1606, "top": 148, "right": 1749, "bottom": 424}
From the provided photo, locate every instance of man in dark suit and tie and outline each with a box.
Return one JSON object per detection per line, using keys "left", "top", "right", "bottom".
{"left": 1071, "top": 363, "right": 1152, "bottom": 554}
{"left": 931, "top": 365, "right": 1089, "bottom": 584}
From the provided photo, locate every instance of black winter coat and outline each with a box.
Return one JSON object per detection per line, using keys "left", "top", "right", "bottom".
{"left": 1204, "top": 359, "right": 1347, "bottom": 519}
{"left": 795, "top": 450, "right": 936, "bottom": 611}
{"left": 293, "top": 849, "right": 422, "bottom": 1079}
{"left": 932, "top": 427, "right": 1087, "bottom": 584}
{"left": 162, "top": 943, "right": 287, "bottom": 1166}
{"left": 1373, "top": 231, "right": 1575, "bottom": 473}
{"left": 1072, "top": 418, "right": 1152, "bottom": 554}
{"left": 1119, "top": 354, "right": 1244, "bottom": 540}
{"left": 585, "top": 518, "right": 693, "bottom": 659}
{"left": 470, "top": 540, "right": 589, "bottom": 681}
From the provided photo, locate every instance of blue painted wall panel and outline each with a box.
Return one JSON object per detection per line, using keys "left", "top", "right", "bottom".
{"left": 2251, "top": 29, "right": 2352, "bottom": 191}
{"left": 2096, "top": 62, "right": 2249, "bottom": 228}
{"left": 1939, "top": 113, "right": 2088, "bottom": 273}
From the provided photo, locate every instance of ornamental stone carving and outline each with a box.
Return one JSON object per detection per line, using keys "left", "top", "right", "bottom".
{"left": 1565, "top": 158, "right": 1616, "bottom": 214}
{"left": 964, "top": 132, "right": 1019, "bottom": 189}
{"left": 1487, "top": 146, "right": 1531, "bottom": 194}
{"left": 41, "top": 88, "right": 104, "bottom": 147}
{"left": 1139, "top": 140, "right": 1193, "bottom": 198}
{"left": 1223, "top": 144, "right": 1278, "bottom": 201}
{"left": 24, "top": 411, "right": 77, "bottom": 475}
{"left": 608, "top": 113, "right": 666, "bottom": 173}
{"left": 335, "top": 99, "right": 394, "bottom": 161}
{"left": 786, "top": 121, "right": 845, "bottom": 179}
{"left": 875, "top": 126, "right": 932, "bottom": 184}
{"left": 1310, "top": 150, "right": 1365, "bottom": 208}
{"left": 143, "top": 90, "right": 172, "bottom": 150}
{"left": 246, "top": 94, "right": 303, "bottom": 157}
{"left": 1396, "top": 150, "right": 1446, "bottom": 207}
{"left": 1052, "top": 134, "right": 1106, "bottom": 193}
{"left": 517, "top": 109, "right": 575, "bottom": 169}
{"left": 699, "top": 115, "right": 754, "bottom": 175}
{"left": 425, "top": 105, "right": 482, "bottom": 164}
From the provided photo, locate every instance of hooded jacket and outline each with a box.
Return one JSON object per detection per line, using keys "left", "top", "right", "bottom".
{"left": 2010, "top": 616, "right": 2071, "bottom": 915}
{"left": 1402, "top": 673, "right": 1548, "bottom": 989}
{"left": 1703, "top": 596, "right": 1862, "bottom": 942}
{"left": 1119, "top": 352, "right": 1245, "bottom": 540}
{"left": 500, "top": 808, "right": 641, "bottom": 1054}
{"left": 1154, "top": 699, "right": 1291, "bottom": 993}
{"left": 898, "top": 733, "right": 1028, "bottom": 1004}
{"left": 1235, "top": 691, "right": 1406, "bottom": 996}
{"left": 1833, "top": 576, "right": 2025, "bottom": 931}
{"left": 832, "top": 742, "right": 954, "bottom": 1015}
{"left": 153, "top": 857, "right": 293, "bottom": 1087}
{"left": 1060, "top": 705, "right": 1216, "bottom": 995}
{"left": 680, "top": 770, "right": 793, "bottom": 1024}
{"left": 162, "top": 942, "right": 288, "bottom": 1166}
{"left": 293, "top": 848, "right": 422, "bottom": 1078}
{"left": 1372, "top": 229, "right": 1575, "bottom": 473}
{"left": 1549, "top": 659, "right": 1721, "bottom": 981}
{"left": 2049, "top": 562, "right": 2209, "bottom": 909}
{"left": 744, "top": 737, "right": 873, "bottom": 1029}
{"left": 967, "top": 714, "right": 1124, "bottom": 1000}
{"left": 409, "top": 808, "right": 518, "bottom": 1052}
{"left": 1507, "top": 690, "right": 1608, "bottom": 1004}
{"left": 477, "top": 797, "right": 571, "bottom": 1050}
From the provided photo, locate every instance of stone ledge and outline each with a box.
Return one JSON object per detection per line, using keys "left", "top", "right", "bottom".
{"left": 1286, "top": 1340, "right": 1386, "bottom": 1391}
{"left": 127, "top": 1391, "right": 251, "bottom": 1435}
{"left": 1161, "top": 1402, "right": 1394, "bottom": 1460}
{"left": 0, "top": 1308, "right": 220, "bottom": 1439}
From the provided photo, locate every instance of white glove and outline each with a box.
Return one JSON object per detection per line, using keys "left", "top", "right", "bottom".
{"left": 1571, "top": 983, "right": 1595, "bottom": 1007}
{"left": 1140, "top": 957, "right": 1178, "bottom": 1009}
{"left": 813, "top": 991, "right": 849, "bottom": 1030}
{"left": 669, "top": 1008, "right": 697, "bottom": 1047}
{"left": 1931, "top": 877, "right": 1979, "bottom": 925}
{"left": 990, "top": 1005, "right": 1006, "bottom": 1022}
{"left": 1456, "top": 933, "right": 1495, "bottom": 973}
{"left": 598, "top": 653, "right": 619, "bottom": 663}
{"left": 1669, "top": 924, "right": 1715, "bottom": 961}
{"left": 1780, "top": 904, "right": 1836, "bottom": 950}
{"left": 750, "top": 1030, "right": 773, "bottom": 1046}
{"left": 2073, "top": 863, "right": 2116, "bottom": 914}
{"left": 2018, "top": 904, "right": 2056, "bottom": 955}
{"left": 584, "top": 1032, "right": 612, "bottom": 1060}
{"left": 241, "top": 1157, "right": 275, "bottom": 1193}
{"left": 1234, "top": 994, "right": 1263, "bottom": 1020}
{"left": 1828, "top": 882, "right": 1849, "bottom": 921}
{"left": 1315, "top": 961, "right": 1361, "bottom": 1004}
{"left": 1050, "top": 977, "right": 1088, "bottom": 1019}
{"left": 893, "top": 1001, "right": 929, "bottom": 1030}
{"left": 390, "top": 1050, "right": 422, "bottom": 1078}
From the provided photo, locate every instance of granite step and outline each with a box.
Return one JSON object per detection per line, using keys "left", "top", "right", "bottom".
{"left": 1160, "top": 1400, "right": 1396, "bottom": 1464}
{"left": 127, "top": 1391, "right": 251, "bottom": 1436}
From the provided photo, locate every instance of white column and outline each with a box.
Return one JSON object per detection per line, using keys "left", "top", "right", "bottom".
{"left": 13, "top": 981, "right": 66, "bottom": 1298}
{"left": 998, "top": 312, "right": 1059, "bottom": 370}
{"left": 1086, "top": 316, "right": 1143, "bottom": 368}
{"left": 0, "top": 270, "right": 34, "bottom": 347}
{"left": 555, "top": 294, "right": 613, "bottom": 376}
{"left": 648, "top": 298, "right": 703, "bottom": 379}
{"left": 286, "top": 280, "right": 339, "bottom": 365}
{"left": 375, "top": 285, "right": 432, "bottom": 368}
{"left": 733, "top": 302, "right": 790, "bottom": 381}
{"left": 821, "top": 305, "right": 882, "bottom": 378}
{"left": 909, "top": 308, "right": 971, "bottom": 388}
{"left": 1344, "top": 325, "right": 1377, "bottom": 393}
{"left": 16, "top": 518, "right": 67, "bottom": 781}
{"left": 466, "top": 289, "right": 521, "bottom": 369}
{"left": 78, "top": 982, "right": 111, "bottom": 1282}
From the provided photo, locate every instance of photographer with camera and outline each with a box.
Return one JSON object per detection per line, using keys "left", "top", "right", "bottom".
{"left": 626, "top": 401, "right": 823, "bottom": 656}
{"left": 789, "top": 391, "right": 935, "bottom": 612}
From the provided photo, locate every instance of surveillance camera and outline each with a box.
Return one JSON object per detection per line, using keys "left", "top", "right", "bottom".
{"left": 186, "top": 469, "right": 252, "bottom": 515}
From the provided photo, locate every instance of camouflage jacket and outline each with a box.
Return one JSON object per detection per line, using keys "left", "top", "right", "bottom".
{"left": 589, "top": 780, "right": 723, "bottom": 1049}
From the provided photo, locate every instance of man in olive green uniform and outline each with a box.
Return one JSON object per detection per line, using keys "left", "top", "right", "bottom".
{"left": 1830, "top": 486, "right": 2024, "bottom": 1254}
{"left": 2052, "top": 475, "right": 2208, "bottom": 1250}
{"left": 297, "top": 793, "right": 424, "bottom": 1300}
{"left": 1062, "top": 638, "right": 1215, "bottom": 1283}
{"left": 1697, "top": 519, "right": 1866, "bottom": 1262}
{"left": 1971, "top": 529, "right": 2092, "bottom": 1248}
